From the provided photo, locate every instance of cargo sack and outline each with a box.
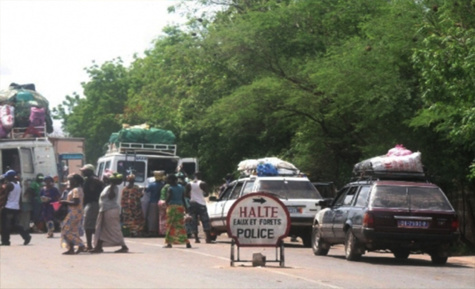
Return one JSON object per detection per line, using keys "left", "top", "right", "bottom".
{"left": 353, "top": 152, "right": 424, "bottom": 174}
{"left": 0, "top": 105, "right": 15, "bottom": 129}
{"left": 144, "top": 128, "right": 176, "bottom": 144}
{"left": 0, "top": 123, "right": 7, "bottom": 138}
{"left": 13, "top": 101, "right": 32, "bottom": 127}
{"left": 257, "top": 163, "right": 278, "bottom": 176}
{"left": 118, "top": 128, "right": 147, "bottom": 143}
{"left": 387, "top": 144, "right": 412, "bottom": 157}
{"left": 29, "top": 106, "right": 46, "bottom": 126}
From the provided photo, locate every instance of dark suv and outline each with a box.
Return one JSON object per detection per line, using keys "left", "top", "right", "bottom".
{"left": 311, "top": 173, "right": 459, "bottom": 265}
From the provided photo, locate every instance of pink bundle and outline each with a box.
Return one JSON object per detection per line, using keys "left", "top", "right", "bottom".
{"left": 29, "top": 106, "right": 46, "bottom": 126}
{"left": 387, "top": 144, "right": 412, "bottom": 157}
{"left": 0, "top": 105, "right": 15, "bottom": 130}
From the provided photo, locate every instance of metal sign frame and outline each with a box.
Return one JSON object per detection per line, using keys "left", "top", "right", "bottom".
{"left": 226, "top": 192, "right": 290, "bottom": 267}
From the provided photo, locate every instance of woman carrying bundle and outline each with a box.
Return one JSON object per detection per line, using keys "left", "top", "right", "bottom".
{"left": 90, "top": 172, "right": 129, "bottom": 253}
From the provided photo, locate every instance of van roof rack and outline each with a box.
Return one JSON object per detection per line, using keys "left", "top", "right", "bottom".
{"left": 106, "top": 142, "right": 177, "bottom": 156}
{"left": 352, "top": 170, "right": 427, "bottom": 182}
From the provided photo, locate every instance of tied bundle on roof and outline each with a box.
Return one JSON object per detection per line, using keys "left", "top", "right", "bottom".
{"left": 353, "top": 145, "right": 424, "bottom": 175}
{"left": 237, "top": 157, "right": 299, "bottom": 176}
{"left": 0, "top": 83, "right": 54, "bottom": 136}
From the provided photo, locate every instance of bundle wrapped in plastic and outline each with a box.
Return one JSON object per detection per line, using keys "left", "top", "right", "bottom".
{"left": 353, "top": 151, "right": 424, "bottom": 174}
{"left": 237, "top": 157, "right": 299, "bottom": 176}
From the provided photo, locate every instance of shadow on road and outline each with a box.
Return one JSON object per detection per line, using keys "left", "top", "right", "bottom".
{"left": 325, "top": 254, "right": 472, "bottom": 268}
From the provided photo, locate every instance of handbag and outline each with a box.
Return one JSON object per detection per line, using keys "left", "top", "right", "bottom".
{"left": 54, "top": 202, "right": 69, "bottom": 221}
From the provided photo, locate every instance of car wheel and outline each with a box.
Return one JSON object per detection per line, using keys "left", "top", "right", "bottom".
{"left": 344, "top": 229, "right": 362, "bottom": 261}
{"left": 311, "top": 226, "right": 329, "bottom": 256}
{"left": 392, "top": 249, "right": 410, "bottom": 259}
{"left": 430, "top": 253, "right": 448, "bottom": 265}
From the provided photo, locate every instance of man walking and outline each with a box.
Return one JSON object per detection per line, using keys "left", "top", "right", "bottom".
{"left": 145, "top": 171, "right": 165, "bottom": 236}
{"left": 185, "top": 172, "right": 212, "bottom": 243}
{"left": 80, "top": 164, "right": 104, "bottom": 251}
{"left": 0, "top": 170, "right": 32, "bottom": 246}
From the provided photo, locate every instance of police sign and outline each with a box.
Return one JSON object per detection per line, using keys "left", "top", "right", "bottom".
{"left": 227, "top": 192, "right": 290, "bottom": 247}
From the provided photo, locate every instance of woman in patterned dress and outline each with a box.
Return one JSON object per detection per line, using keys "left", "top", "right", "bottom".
{"left": 120, "top": 174, "right": 145, "bottom": 237}
{"left": 164, "top": 174, "right": 191, "bottom": 248}
{"left": 60, "top": 173, "right": 86, "bottom": 255}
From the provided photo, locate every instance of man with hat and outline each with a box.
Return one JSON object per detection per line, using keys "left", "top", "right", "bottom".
{"left": 144, "top": 171, "right": 165, "bottom": 236}
{"left": 0, "top": 170, "right": 32, "bottom": 246}
{"left": 80, "top": 164, "right": 104, "bottom": 251}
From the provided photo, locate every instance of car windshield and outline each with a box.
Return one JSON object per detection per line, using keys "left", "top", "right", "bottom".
{"left": 256, "top": 180, "right": 322, "bottom": 199}
{"left": 370, "top": 185, "right": 453, "bottom": 210}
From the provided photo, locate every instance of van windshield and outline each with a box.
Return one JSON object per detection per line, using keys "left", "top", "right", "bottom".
{"left": 256, "top": 180, "right": 322, "bottom": 199}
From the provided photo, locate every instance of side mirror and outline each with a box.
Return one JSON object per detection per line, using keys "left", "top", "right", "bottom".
{"left": 208, "top": 196, "right": 217, "bottom": 202}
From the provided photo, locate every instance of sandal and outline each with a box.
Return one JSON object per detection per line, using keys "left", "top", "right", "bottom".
{"left": 89, "top": 248, "right": 104, "bottom": 253}
{"left": 114, "top": 247, "right": 129, "bottom": 253}
{"left": 75, "top": 246, "right": 86, "bottom": 254}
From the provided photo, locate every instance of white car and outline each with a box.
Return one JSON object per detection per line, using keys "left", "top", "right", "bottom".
{"left": 207, "top": 175, "right": 324, "bottom": 247}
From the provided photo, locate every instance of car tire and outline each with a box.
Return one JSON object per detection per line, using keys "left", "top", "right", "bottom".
{"left": 430, "top": 253, "right": 448, "bottom": 265}
{"left": 345, "top": 229, "right": 362, "bottom": 261}
{"left": 392, "top": 249, "right": 410, "bottom": 259}
{"left": 311, "top": 226, "right": 329, "bottom": 256}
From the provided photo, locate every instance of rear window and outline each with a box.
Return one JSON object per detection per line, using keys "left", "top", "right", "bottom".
{"left": 117, "top": 161, "right": 146, "bottom": 183}
{"left": 370, "top": 185, "right": 453, "bottom": 211}
{"left": 256, "top": 180, "right": 322, "bottom": 199}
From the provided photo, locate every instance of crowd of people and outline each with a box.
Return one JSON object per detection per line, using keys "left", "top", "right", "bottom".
{"left": 0, "top": 164, "right": 215, "bottom": 254}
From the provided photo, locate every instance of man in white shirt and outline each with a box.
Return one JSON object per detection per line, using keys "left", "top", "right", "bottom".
{"left": 0, "top": 170, "right": 32, "bottom": 246}
{"left": 185, "top": 172, "right": 212, "bottom": 243}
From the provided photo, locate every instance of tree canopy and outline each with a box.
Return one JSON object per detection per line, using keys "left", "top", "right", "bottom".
{"left": 54, "top": 0, "right": 474, "bottom": 195}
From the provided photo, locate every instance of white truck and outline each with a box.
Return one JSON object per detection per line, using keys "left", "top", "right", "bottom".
{"left": 0, "top": 127, "right": 58, "bottom": 186}
{"left": 96, "top": 141, "right": 198, "bottom": 192}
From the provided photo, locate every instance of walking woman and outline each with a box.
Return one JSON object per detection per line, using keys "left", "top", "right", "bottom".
{"left": 90, "top": 172, "right": 128, "bottom": 253}
{"left": 40, "top": 176, "right": 60, "bottom": 238}
{"left": 164, "top": 174, "right": 191, "bottom": 249}
{"left": 60, "top": 174, "right": 86, "bottom": 255}
{"left": 120, "top": 174, "right": 145, "bottom": 237}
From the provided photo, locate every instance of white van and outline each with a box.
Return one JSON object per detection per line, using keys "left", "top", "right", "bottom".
{"left": 96, "top": 142, "right": 198, "bottom": 196}
{"left": 0, "top": 137, "right": 58, "bottom": 186}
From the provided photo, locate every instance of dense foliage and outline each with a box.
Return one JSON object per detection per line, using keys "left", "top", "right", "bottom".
{"left": 53, "top": 0, "right": 474, "bottom": 240}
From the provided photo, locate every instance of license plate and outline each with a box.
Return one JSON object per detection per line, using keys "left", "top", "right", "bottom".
{"left": 287, "top": 207, "right": 300, "bottom": 214}
{"left": 397, "top": 220, "right": 429, "bottom": 228}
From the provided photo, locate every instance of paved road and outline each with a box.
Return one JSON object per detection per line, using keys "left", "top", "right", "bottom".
{"left": 1, "top": 232, "right": 474, "bottom": 289}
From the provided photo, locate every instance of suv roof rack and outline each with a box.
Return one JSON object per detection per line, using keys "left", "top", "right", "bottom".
{"left": 352, "top": 170, "right": 428, "bottom": 182}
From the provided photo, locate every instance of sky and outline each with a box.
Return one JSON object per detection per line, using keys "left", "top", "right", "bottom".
{"left": 0, "top": 0, "right": 186, "bottom": 112}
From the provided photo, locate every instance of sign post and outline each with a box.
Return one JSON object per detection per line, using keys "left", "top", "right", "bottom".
{"left": 226, "top": 192, "right": 290, "bottom": 267}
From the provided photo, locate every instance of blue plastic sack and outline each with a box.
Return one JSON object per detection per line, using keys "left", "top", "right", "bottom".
{"left": 257, "top": 163, "right": 278, "bottom": 176}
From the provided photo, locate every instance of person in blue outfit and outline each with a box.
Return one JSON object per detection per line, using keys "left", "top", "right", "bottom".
{"left": 40, "top": 176, "right": 60, "bottom": 238}
{"left": 0, "top": 170, "right": 32, "bottom": 246}
{"left": 144, "top": 171, "right": 165, "bottom": 236}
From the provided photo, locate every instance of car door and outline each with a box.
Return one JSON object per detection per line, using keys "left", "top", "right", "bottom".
{"left": 208, "top": 182, "right": 236, "bottom": 230}
{"left": 319, "top": 186, "right": 348, "bottom": 240}
{"left": 348, "top": 185, "right": 371, "bottom": 238}
{"left": 332, "top": 186, "right": 359, "bottom": 241}
{"left": 220, "top": 181, "right": 244, "bottom": 229}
